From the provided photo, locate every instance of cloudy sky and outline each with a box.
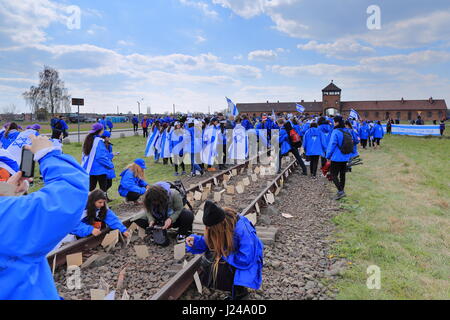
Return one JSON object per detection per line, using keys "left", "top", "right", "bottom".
{"left": 1, "top": 0, "right": 449, "bottom": 114}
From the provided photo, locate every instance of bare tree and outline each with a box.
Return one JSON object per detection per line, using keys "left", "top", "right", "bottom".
{"left": 23, "top": 66, "right": 71, "bottom": 116}
{"left": 1, "top": 104, "right": 17, "bottom": 121}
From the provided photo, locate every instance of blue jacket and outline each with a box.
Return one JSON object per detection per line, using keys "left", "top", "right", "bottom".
{"left": 303, "top": 127, "right": 326, "bottom": 156}
{"left": 71, "top": 209, "right": 127, "bottom": 237}
{"left": 187, "top": 216, "right": 263, "bottom": 290}
{"left": 359, "top": 123, "right": 370, "bottom": 140}
{"left": 105, "top": 144, "right": 116, "bottom": 179}
{"left": 59, "top": 120, "right": 69, "bottom": 131}
{"left": 278, "top": 127, "right": 292, "bottom": 155}
{"left": 241, "top": 119, "right": 254, "bottom": 131}
{"left": 132, "top": 117, "right": 139, "bottom": 124}
{"left": 1, "top": 131, "right": 20, "bottom": 149}
{"left": 348, "top": 128, "right": 360, "bottom": 158}
{"left": 89, "top": 139, "right": 114, "bottom": 176}
{"left": 300, "top": 123, "right": 310, "bottom": 137}
{"left": 325, "top": 128, "right": 353, "bottom": 162}
{"left": 106, "top": 120, "right": 113, "bottom": 130}
{"left": 371, "top": 124, "right": 385, "bottom": 139}
{"left": 0, "top": 149, "right": 89, "bottom": 300}
{"left": 318, "top": 124, "right": 332, "bottom": 148}
{"left": 118, "top": 169, "right": 148, "bottom": 197}
{"left": 98, "top": 119, "right": 107, "bottom": 128}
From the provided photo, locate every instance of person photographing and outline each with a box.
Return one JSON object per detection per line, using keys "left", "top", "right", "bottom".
{"left": 0, "top": 135, "right": 89, "bottom": 300}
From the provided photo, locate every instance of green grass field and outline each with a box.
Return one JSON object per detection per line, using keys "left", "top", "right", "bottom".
{"left": 18, "top": 121, "right": 133, "bottom": 134}
{"left": 331, "top": 135, "right": 450, "bottom": 299}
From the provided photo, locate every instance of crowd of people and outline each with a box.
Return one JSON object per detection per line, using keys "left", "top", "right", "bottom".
{"left": 0, "top": 110, "right": 447, "bottom": 301}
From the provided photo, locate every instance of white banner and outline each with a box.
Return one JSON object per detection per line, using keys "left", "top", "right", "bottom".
{"left": 383, "top": 124, "right": 440, "bottom": 136}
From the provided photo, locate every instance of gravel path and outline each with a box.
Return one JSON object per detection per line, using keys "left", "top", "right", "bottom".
{"left": 182, "top": 171, "right": 346, "bottom": 300}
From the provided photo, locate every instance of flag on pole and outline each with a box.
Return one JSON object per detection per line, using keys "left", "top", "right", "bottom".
{"left": 350, "top": 108, "right": 360, "bottom": 120}
{"left": 226, "top": 97, "right": 239, "bottom": 117}
{"left": 272, "top": 109, "right": 276, "bottom": 120}
{"left": 296, "top": 103, "right": 305, "bottom": 113}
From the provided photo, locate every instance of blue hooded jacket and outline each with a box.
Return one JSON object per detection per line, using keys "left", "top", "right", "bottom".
{"left": 278, "top": 126, "right": 292, "bottom": 155}
{"left": 105, "top": 143, "right": 116, "bottom": 179}
{"left": 118, "top": 168, "right": 148, "bottom": 197}
{"left": 186, "top": 216, "right": 264, "bottom": 290}
{"left": 358, "top": 122, "right": 370, "bottom": 140}
{"left": 318, "top": 124, "right": 332, "bottom": 149}
{"left": 71, "top": 209, "right": 127, "bottom": 237}
{"left": 241, "top": 119, "right": 254, "bottom": 131}
{"left": 89, "top": 139, "right": 114, "bottom": 176}
{"left": 303, "top": 127, "right": 326, "bottom": 156}
{"left": 371, "top": 124, "right": 385, "bottom": 139}
{"left": 325, "top": 128, "right": 353, "bottom": 162}
{"left": 0, "top": 149, "right": 89, "bottom": 300}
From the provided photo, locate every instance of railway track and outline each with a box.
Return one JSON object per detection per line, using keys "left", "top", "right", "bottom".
{"left": 48, "top": 154, "right": 300, "bottom": 300}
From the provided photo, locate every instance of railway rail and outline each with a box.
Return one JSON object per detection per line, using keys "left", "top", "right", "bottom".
{"left": 48, "top": 154, "right": 300, "bottom": 300}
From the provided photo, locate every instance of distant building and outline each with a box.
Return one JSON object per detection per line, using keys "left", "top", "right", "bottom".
{"left": 237, "top": 81, "right": 448, "bottom": 121}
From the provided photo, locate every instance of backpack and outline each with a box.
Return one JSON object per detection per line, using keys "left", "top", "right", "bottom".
{"left": 289, "top": 129, "right": 302, "bottom": 147}
{"left": 338, "top": 129, "right": 354, "bottom": 155}
{"left": 165, "top": 180, "right": 193, "bottom": 210}
{"left": 54, "top": 120, "right": 63, "bottom": 130}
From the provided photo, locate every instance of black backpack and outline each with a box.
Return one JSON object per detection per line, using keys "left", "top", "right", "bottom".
{"left": 338, "top": 129, "right": 354, "bottom": 155}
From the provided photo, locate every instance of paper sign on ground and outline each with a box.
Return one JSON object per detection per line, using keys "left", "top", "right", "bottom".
{"left": 101, "top": 229, "right": 119, "bottom": 248}
{"left": 246, "top": 213, "right": 257, "bottom": 225}
{"left": 255, "top": 202, "right": 260, "bottom": 214}
{"left": 282, "top": 213, "right": 294, "bottom": 219}
{"left": 99, "top": 277, "right": 110, "bottom": 293}
{"left": 121, "top": 290, "right": 130, "bottom": 301}
{"left": 134, "top": 245, "right": 149, "bottom": 259}
{"left": 201, "top": 191, "right": 209, "bottom": 202}
{"left": 254, "top": 167, "right": 260, "bottom": 174}
{"left": 80, "top": 254, "right": 99, "bottom": 269}
{"left": 223, "top": 195, "right": 233, "bottom": 204}
{"left": 236, "top": 185, "right": 244, "bottom": 194}
{"left": 213, "top": 177, "right": 218, "bottom": 185}
{"left": 137, "top": 226, "right": 146, "bottom": 239}
{"left": 174, "top": 243, "right": 186, "bottom": 260}
{"left": 206, "top": 183, "right": 212, "bottom": 189}
{"left": 274, "top": 187, "right": 281, "bottom": 196}
{"left": 232, "top": 169, "right": 238, "bottom": 176}
{"left": 193, "top": 272, "right": 203, "bottom": 295}
{"left": 251, "top": 174, "right": 258, "bottom": 182}
{"left": 243, "top": 177, "right": 250, "bottom": 186}
{"left": 194, "top": 210, "right": 204, "bottom": 224}
{"left": 66, "top": 252, "right": 83, "bottom": 267}
{"left": 194, "top": 191, "right": 202, "bottom": 201}
{"left": 266, "top": 192, "right": 275, "bottom": 204}
{"left": 128, "top": 222, "right": 138, "bottom": 234}
{"left": 226, "top": 185, "right": 235, "bottom": 194}
{"left": 214, "top": 192, "right": 221, "bottom": 202}
{"left": 90, "top": 289, "right": 106, "bottom": 301}
{"left": 104, "top": 290, "right": 116, "bottom": 300}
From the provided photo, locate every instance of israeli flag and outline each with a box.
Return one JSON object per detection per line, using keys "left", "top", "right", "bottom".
{"left": 201, "top": 125, "right": 219, "bottom": 165}
{"left": 0, "top": 149, "right": 19, "bottom": 175}
{"left": 228, "top": 124, "right": 248, "bottom": 160}
{"left": 145, "top": 127, "right": 161, "bottom": 158}
{"left": 272, "top": 109, "right": 276, "bottom": 120}
{"left": 81, "top": 137, "right": 102, "bottom": 174}
{"left": 227, "top": 97, "right": 239, "bottom": 117}
{"left": 5, "top": 129, "right": 38, "bottom": 164}
{"left": 296, "top": 104, "right": 305, "bottom": 113}
{"left": 350, "top": 108, "right": 360, "bottom": 120}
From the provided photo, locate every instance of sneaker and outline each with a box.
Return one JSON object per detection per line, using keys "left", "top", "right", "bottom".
{"left": 334, "top": 191, "right": 346, "bottom": 200}
{"left": 181, "top": 171, "right": 187, "bottom": 176}
{"left": 176, "top": 234, "right": 186, "bottom": 243}
{"left": 174, "top": 172, "right": 180, "bottom": 176}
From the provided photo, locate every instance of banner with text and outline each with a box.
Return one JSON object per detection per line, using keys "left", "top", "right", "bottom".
{"left": 382, "top": 124, "right": 440, "bottom": 136}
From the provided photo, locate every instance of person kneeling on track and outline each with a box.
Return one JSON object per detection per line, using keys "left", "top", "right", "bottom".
{"left": 131, "top": 182, "right": 194, "bottom": 245}
{"left": 186, "top": 201, "right": 264, "bottom": 300}
{"left": 0, "top": 135, "right": 89, "bottom": 300}
{"left": 71, "top": 190, "right": 129, "bottom": 238}
{"left": 118, "top": 158, "right": 149, "bottom": 204}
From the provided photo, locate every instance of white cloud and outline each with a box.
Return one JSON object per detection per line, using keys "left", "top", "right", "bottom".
{"left": 360, "top": 50, "right": 450, "bottom": 66}
{"left": 298, "top": 39, "right": 375, "bottom": 59}
{"left": 87, "top": 24, "right": 107, "bottom": 35}
{"left": 359, "top": 10, "right": 450, "bottom": 49}
{"left": 179, "top": 0, "right": 218, "bottom": 18}
{"left": 117, "top": 40, "right": 134, "bottom": 46}
{"left": 195, "top": 35, "right": 207, "bottom": 43}
{"left": 248, "top": 49, "right": 278, "bottom": 61}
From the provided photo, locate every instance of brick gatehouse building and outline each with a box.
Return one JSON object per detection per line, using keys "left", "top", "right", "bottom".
{"left": 236, "top": 81, "right": 448, "bottom": 121}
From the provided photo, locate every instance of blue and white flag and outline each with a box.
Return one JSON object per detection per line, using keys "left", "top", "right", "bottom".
{"left": 145, "top": 127, "right": 161, "bottom": 158}
{"left": 5, "top": 129, "right": 37, "bottom": 164}
{"left": 350, "top": 108, "right": 360, "bottom": 120}
{"left": 81, "top": 137, "right": 102, "bottom": 174}
{"left": 226, "top": 97, "right": 239, "bottom": 117}
{"left": 201, "top": 125, "right": 219, "bottom": 165}
{"left": 272, "top": 109, "right": 276, "bottom": 120}
{"left": 0, "top": 149, "right": 19, "bottom": 175}
{"left": 159, "top": 128, "right": 172, "bottom": 159}
{"left": 228, "top": 124, "right": 248, "bottom": 160}
{"left": 296, "top": 104, "right": 305, "bottom": 113}
{"left": 170, "top": 128, "right": 185, "bottom": 157}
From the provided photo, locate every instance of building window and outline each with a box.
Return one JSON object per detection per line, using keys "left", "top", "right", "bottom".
{"left": 364, "top": 111, "right": 369, "bottom": 118}
{"left": 408, "top": 112, "right": 412, "bottom": 120}
{"left": 438, "top": 111, "right": 443, "bottom": 119}
{"left": 427, "top": 111, "right": 432, "bottom": 118}
{"left": 375, "top": 112, "right": 379, "bottom": 118}
{"left": 396, "top": 112, "right": 401, "bottom": 119}
{"left": 385, "top": 112, "right": 390, "bottom": 119}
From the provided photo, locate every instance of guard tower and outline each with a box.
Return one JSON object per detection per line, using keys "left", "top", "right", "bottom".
{"left": 322, "top": 80, "right": 342, "bottom": 115}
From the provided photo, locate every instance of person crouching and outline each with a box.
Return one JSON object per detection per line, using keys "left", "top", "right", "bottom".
{"left": 118, "top": 159, "right": 149, "bottom": 204}
{"left": 186, "top": 201, "right": 264, "bottom": 300}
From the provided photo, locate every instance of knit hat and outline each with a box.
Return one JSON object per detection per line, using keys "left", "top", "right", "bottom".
{"left": 203, "top": 200, "right": 226, "bottom": 227}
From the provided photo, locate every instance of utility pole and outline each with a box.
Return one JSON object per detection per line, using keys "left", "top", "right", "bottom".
{"left": 137, "top": 98, "right": 143, "bottom": 121}
{"left": 173, "top": 104, "right": 175, "bottom": 115}
{"left": 117, "top": 106, "right": 119, "bottom": 115}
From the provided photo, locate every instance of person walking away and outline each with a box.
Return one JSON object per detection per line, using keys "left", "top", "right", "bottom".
{"left": 358, "top": 121, "right": 370, "bottom": 149}
{"left": 0, "top": 135, "right": 89, "bottom": 299}
{"left": 370, "top": 121, "right": 385, "bottom": 149}
{"left": 440, "top": 120, "right": 445, "bottom": 136}
{"left": 132, "top": 115, "right": 139, "bottom": 132}
{"left": 131, "top": 182, "right": 194, "bottom": 244}
{"left": 81, "top": 123, "right": 114, "bottom": 193}
{"left": 118, "top": 159, "right": 149, "bottom": 203}
{"left": 186, "top": 200, "right": 263, "bottom": 300}
{"left": 318, "top": 117, "right": 332, "bottom": 168}
{"left": 325, "top": 116, "right": 353, "bottom": 200}
{"left": 106, "top": 118, "right": 113, "bottom": 132}
{"left": 142, "top": 116, "right": 150, "bottom": 138}
{"left": 276, "top": 119, "right": 307, "bottom": 175}
{"left": 101, "top": 130, "right": 116, "bottom": 202}
{"left": 303, "top": 122, "right": 326, "bottom": 178}
{"left": 171, "top": 122, "right": 186, "bottom": 176}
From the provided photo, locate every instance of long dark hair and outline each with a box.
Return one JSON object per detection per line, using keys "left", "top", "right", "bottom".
{"left": 5, "top": 122, "right": 18, "bottom": 137}
{"left": 144, "top": 185, "right": 169, "bottom": 218}
{"left": 86, "top": 190, "right": 107, "bottom": 225}
{"left": 82, "top": 130, "right": 102, "bottom": 155}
